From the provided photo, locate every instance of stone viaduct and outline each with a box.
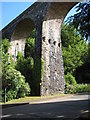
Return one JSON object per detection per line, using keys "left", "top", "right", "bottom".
{"left": 2, "top": 1, "right": 77, "bottom": 96}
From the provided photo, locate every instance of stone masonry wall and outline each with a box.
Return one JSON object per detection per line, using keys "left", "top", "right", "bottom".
{"left": 41, "top": 2, "right": 77, "bottom": 96}
{"left": 41, "top": 19, "right": 65, "bottom": 96}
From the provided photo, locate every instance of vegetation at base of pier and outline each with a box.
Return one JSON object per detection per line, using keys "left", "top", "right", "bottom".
{"left": 15, "top": 29, "right": 45, "bottom": 96}
{"left": 0, "top": 29, "right": 45, "bottom": 102}
{"left": 62, "top": 23, "right": 90, "bottom": 94}
{"left": 65, "top": 83, "right": 90, "bottom": 94}
{"left": 1, "top": 39, "right": 30, "bottom": 102}
{"left": 62, "top": 1, "right": 90, "bottom": 94}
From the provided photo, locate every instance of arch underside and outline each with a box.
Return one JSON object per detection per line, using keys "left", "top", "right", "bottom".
{"left": 10, "top": 19, "right": 35, "bottom": 61}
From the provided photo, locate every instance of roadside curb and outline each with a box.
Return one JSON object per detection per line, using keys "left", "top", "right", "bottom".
{"left": 1, "top": 102, "right": 29, "bottom": 109}
{"left": 1, "top": 94, "right": 73, "bottom": 108}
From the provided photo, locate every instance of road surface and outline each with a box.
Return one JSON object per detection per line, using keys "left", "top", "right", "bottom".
{"left": 1, "top": 94, "right": 90, "bottom": 119}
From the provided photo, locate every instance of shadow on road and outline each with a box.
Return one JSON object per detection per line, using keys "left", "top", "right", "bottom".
{"left": 1, "top": 103, "right": 29, "bottom": 109}
{"left": 1, "top": 99, "right": 90, "bottom": 120}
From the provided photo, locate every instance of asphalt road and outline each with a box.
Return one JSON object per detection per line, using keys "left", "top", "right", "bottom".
{"left": 1, "top": 94, "right": 90, "bottom": 119}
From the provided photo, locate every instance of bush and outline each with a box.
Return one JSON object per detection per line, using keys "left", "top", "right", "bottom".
{"left": 1, "top": 39, "right": 31, "bottom": 102}
{"left": 65, "top": 83, "right": 90, "bottom": 94}
{"left": 17, "top": 83, "right": 30, "bottom": 98}
{"left": 65, "top": 73, "right": 77, "bottom": 94}
{"left": 65, "top": 73, "right": 77, "bottom": 86}
{"left": 16, "top": 34, "right": 45, "bottom": 95}
{"left": 65, "top": 83, "right": 74, "bottom": 94}
{"left": 2, "top": 39, "right": 10, "bottom": 53}
{"left": 6, "top": 91, "right": 14, "bottom": 101}
{"left": 74, "top": 84, "right": 90, "bottom": 93}
{"left": 25, "top": 37, "right": 35, "bottom": 58}
{"left": 16, "top": 55, "right": 34, "bottom": 94}
{"left": 2, "top": 66, "right": 30, "bottom": 102}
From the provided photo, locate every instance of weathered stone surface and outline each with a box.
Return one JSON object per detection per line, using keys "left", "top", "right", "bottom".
{"left": 2, "top": 2, "right": 77, "bottom": 96}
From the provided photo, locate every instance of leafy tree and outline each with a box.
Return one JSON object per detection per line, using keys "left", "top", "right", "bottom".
{"left": 61, "top": 23, "right": 88, "bottom": 76}
{"left": 25, "top": 29, "right": 35, "bottom": 58}
{"left": 66, "top": 2, "right": 90, "bottom": 83}
{"left": 16, "top": 29, "right": 45, "bottom": 96}
{"left": 2, "top": 38, "right": 10, "bottom": 53}
{"left": 2, "top": 66, "right": 30, "bottom": 102}
{"left": 66, "top": 2, "right": 90, "bottom": 39}
{"left": 1, "top": 39, "right": 30, "bottom": 102}
{"left": 16, "top": 53, "right": 34, "bottom": 93}
{"left": 25, "top": 37, "right": 35, "bottom": 58}
{"left": 65, "top": 73, "right": 77, "bottom": 86}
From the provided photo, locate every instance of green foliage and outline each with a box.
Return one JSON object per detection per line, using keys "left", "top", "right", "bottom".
{"left": 65, "top": 73, "right": 77, "bottom": 94}
{"left": 16, "top": 54, "right": 45, "bottom": 96}
{"left": 61, "top": 24, "right": 82, "bottom": 47}
{"left": 65, "top": 83, "right": 74, "bottom": 94}
{"left": 16, "top": 53, "right": 34, "bottom": 76}
{"left": 62, "top": 23, "right": 89, "bottom": 94}
{"left": 25, "top": 38, "right": 35, "bottom": 58}
{"left": 65, "top": 83, "right": 90, "bottom": 94}
{"left": 16, "top": 29, "right": 45, "bottom": 95}
{"left": 62, "top": 23, "right": 88, "bottom": 75}
{"left": 2, "top": 39, "right": 10, "bottom": 53}
{"left": 66, "top": 2, "right": 90, "bottom": 39}
{"left": 17, "top": 51, "right": 24, "bottom": 59}
{"left": 17, "top": 83, "right": 30, "bottom": 98}
{"left": 74, "top": 84, "right": 90, "bottom": 93}
{"left": 65, "top": 73, "right": 77, "bottom": 86}
{"left": 1, "top": 39, "right": 30, "bottom": 102}
{"left": 16, "top": 53, "right": 34, "bottom": 94}
{"left": 9, "top": 55, "right": 15, "bottom": 68}
{"left": 2, "top": 66, "right": 30, "bottom": 102}
{"left": 28, "top": 29, "right": 36, "bottom": 39}
{"left": 25, "top": 29, "right": 35, "bottom": 58}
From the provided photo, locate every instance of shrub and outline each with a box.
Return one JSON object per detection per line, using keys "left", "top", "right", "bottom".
{"left": 65, "top": 83, "right": 90, "bottom": 94}
{"left": 2, "top": 39, "right": 10, "bottom": 53}
{"left": 65, "top": 83, "right": 74, "bottom": 94}
{"left": 74, "top": 84, "right": 90, "bottom": 93}
{"left": 2, "top": 66, "right": 30, "bottom": 102}
{"left": 65, "top": 73, "right": 77, "bottom": 86}
{"left": 16, "top": 50, "right": 45, "bottom": 96}
{"left": 25, "top": 37, "right": 35, "bottom": 58}
{"left": 17, "top": 83, "right": 30, "bottom": 98}
{"left": 16, "top": 55, "right": 34, "bottom": 94}
{"left": 6, "top": 91, "right": 14, "bottom": 101}
{"left": 1, "top": 38, "right": 31, "bottom": 102}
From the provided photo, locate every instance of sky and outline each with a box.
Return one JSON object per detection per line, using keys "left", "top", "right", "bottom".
{"left": 0, "top": 2, "right": 78, "bottom": 30}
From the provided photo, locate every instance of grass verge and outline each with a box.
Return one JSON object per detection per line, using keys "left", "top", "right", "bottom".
{"left": 1, "top": 94, "right": 71, "bottom": 105}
